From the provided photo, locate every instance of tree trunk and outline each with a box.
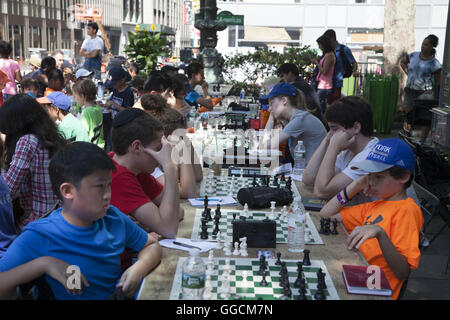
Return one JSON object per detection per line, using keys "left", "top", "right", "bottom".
{"left": 383, "top": 0, "right": 416, "bottom": 108}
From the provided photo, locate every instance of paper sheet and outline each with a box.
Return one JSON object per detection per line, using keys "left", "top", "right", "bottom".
{"left": 159, "top": 238, "right": 219, "bottom": 253}
{"left": 188, "top": 196, "right": 238, "bottom": 207}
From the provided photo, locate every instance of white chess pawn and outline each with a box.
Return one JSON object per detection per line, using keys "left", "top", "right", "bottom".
{"left": 239, "top": 237, "right": 248, "bottom": 256}
{"left": 269, "top": 201, "right": 276, "bottom": 220}
{"left": 242, "top": 203, "right": 249, "bottom": 218}
{"left": 203, "top": 286, "right": 213, "bottom": 300}
{"left": 215, "top": 231, "right": 223, "bottom": 249}
{"left": 242, "top": 271, "right": 249, "bottom": 285}
{"left": 233, "top": 241, "right": 240, "bottom": 256}
{"left": 305, "top": 230, "right": 311, "bottom": 242}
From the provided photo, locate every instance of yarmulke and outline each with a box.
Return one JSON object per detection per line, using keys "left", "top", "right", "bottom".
{"left": 112, "top": 108, "right": 146, "bottom": 128}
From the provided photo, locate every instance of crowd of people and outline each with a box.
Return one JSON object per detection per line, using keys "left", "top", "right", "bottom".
{"left": 0, "top": 26, "right": 443, "bottom": 301}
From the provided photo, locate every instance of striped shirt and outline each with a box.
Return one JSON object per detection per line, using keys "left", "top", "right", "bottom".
{"left": 1, "top": 134, "right": 59, "bottom": 229}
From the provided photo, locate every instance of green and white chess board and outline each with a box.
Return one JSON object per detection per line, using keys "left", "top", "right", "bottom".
{"left": 199, "top": 175, "right": 300, "bottom": 199}
{"left": 169, "top": 257, "right": 339, "bottom": 300}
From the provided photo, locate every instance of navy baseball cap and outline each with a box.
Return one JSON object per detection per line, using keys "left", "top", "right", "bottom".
{"left": 260, "top": 82, "right": 297, "bottom": 100}
{"left": 105, "top": 67, "right": 132, "bottom": 89}
{"left": 351, "top": 138, "right": 416, "bottom": 173}
{"left": 37, "top": 91, "right": 71, "bottom": 111}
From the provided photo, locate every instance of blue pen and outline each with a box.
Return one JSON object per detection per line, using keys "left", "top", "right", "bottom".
{"left": 196, "top": 198, "right": 221, "bottom": 202}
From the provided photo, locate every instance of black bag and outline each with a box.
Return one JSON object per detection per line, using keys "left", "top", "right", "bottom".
{"left": 237, "top": 186, "right": 293, "bottom": 209}
{"left": 415, "top": 143, "right": 450, "bottom": 186}
{"left": 339, "top": 45, "right": 353, "bottom": 78}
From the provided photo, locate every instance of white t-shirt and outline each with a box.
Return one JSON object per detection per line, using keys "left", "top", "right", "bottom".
{"left": 81, "top": 36, "right": 104, "bottom": 52}
{"left": 335, "top": 137, "right": 379, "bottom": 180}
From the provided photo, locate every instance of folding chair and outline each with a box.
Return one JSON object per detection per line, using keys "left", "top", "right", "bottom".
{"left": 413, "top": 181, "right": 447, "bottom": 248}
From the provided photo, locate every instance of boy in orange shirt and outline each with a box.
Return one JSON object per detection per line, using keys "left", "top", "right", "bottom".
{"left": 317, "top": 138, "right": 423, "bottom": 299}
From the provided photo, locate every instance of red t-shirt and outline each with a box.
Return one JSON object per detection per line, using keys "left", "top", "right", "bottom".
{"left": 109, "top": 152, "right": 163, "bottom": 215}
{"left": 109, "top": 152, "right": 163, "bottom": 269}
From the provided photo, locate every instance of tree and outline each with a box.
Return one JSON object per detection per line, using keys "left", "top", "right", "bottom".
{"left": 123, "top": 25, "right": 169, "bottom": 73}
{"left": 222, "top": 46, "right": 318, "bottom": 97}
{"left": 383, "top": 0, "right": 416, "bottom": 105}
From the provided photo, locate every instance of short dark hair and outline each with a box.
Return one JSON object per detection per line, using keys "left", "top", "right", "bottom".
{"left": 21, "top": 78, "right": 40, "bottom": 91}
{"left": 162, "top": 65, "right": 179, "bottom": 74}
{"left": 324, "top": 96, "right": 374, "bottom": 137}
{"left": 47, "top": 69, "right": 64, "bottom": 83}
{"left": 41, "top": 56, "right": 57, "bottom": 71}
{"left": 129, "top": 62, "right": 140, "bottom": 74}
{"left": 143, "top": 70, "right": 172, "bottom": 93}
{"left": 111, "top": 109, "right": 164, "bottom": 155}
{"left": 387, "top": 166, "right": 413, "bottom": 189}
{"left": 323, "top": 29, "right": 337, "bottom": 41}
{"left": 186, "top": 62, "right": 203, "bottom": 79}
{"left": 316, "top": 35, "right": 334, "bottom": 53}
{"left": 49, "top": 142, "right": 116, "bottom": 200}
{"left": 87, "top": 22, "right": 99, "bottom": 32}
{"left": 0, "top": 40, "right": 12, "bottom": 58}
{"left": 425, "top": 34, "right": 439, "bottom": 56}
{"left": 277, "top": 63, "right": 299, "bottom": 77}
{"left": 72, "top": 79, "right": 98, "bottom": 102}
{"left": 52, "top": 50, "right": 64, "bottom": 57}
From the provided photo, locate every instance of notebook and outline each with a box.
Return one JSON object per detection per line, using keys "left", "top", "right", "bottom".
{"left": 342, "top": 265, "right": 392, "bottom": 297}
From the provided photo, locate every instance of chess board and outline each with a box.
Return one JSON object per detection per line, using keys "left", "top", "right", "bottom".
{"left": 199, "top": 175, "right": 300, "bottom": 199}
{"left": 169, "top": 257, "right": 340, "bottom": 300}
{"left": 191, "top": 209, "right": 324, "bottom": 245}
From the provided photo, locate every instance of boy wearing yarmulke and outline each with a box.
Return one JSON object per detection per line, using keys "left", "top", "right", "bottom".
{"left": 318, "top": 138, "right": 423, "bottom": 300}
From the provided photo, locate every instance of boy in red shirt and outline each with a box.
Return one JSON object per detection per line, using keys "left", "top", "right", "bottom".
{"left": 317, "top": 138, "right": 423, "bottom": 299}
{"left": 109, "top": 108, "right": 181, "bottom": 241}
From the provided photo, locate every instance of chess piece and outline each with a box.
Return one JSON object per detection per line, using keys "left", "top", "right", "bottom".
{"left": 319, "top": 218, "right": 325, "bottom": 234}
{"left": 233, "top": 242, "right": 240, "bottom": 256}
{"left": 215, "top": 204, "right": 222, "bottom": 219}
{"left": 331, "top": 219, "right": 339, "bottom": 235}
{"left": 233, "top": 213, "right": 237, "bottom": 221}
{"left": 212, "top": 219, "right": 220, "bottom": 236}
{"left": 200, "top": 219, "right": 209, "bottom": 240}
{"left": 252, "top": 173, "right": 258, "bottom": 187}
{"left": 242, "top": 203, "right": 249, "bottom": 218}
{"left": 260, "top": 271, "right": 268, "bottom": 287}
{"left": 239, "top": 237, "right": 248, "bottom": 256}
{"left": 215, "top": 231, "right": 223, "bottom": 249}
{"left": 304, "top": 230, "right": 311, "bottom": 243}
{"left": 275, "top": 252, "right": 282, "bottom": 265}
{"left": 269, "top": 201, "right": 276, "bottom": 220}
{"left": 314, "top": 287, "right": 326, "bottom": 300}
{"left": 302, "top": 249, "right": 311, "bottom": 266}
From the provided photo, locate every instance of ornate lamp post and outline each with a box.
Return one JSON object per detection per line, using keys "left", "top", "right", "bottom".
{"left": 194, "top": 0, "right": 228, "bottom": 86}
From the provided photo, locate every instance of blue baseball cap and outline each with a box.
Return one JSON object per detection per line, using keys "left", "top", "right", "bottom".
{"left": 105, "top": 67, "right": 132, "bottom": 89}
{"left": 37, "top": 91, "right": 71, "bottom": 111}
{"left": 351, "top": 138, "right": 416, "bottom": 173}
{"left": 260, "top": 82, "right": 297, "bottom": 101}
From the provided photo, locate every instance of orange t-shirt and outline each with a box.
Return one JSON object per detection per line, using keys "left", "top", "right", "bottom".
{"left": 340, "top": 198, "right": 423, "bottom": 299}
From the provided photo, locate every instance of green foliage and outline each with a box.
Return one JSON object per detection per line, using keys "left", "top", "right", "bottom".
{"left": 222, "top": 46, "right": 318, "bottom": 86}
{"left": 123, "top": 29, "right": 169, "bottom": 74}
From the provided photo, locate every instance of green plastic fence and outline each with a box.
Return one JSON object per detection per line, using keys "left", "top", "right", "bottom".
{"left": 363, "top": 74, "right": 399, "bottom": 134}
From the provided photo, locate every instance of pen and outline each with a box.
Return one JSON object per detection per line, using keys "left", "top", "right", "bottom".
{"left": 173, "top": 241, "right": 202, "bottom": 251}
{"left": 195, "top": 198, "right": 221, "bottom": 202}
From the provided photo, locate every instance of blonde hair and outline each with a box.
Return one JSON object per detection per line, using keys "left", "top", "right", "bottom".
{"left": 280, "top": 89, "right": 316, "bottom": 113}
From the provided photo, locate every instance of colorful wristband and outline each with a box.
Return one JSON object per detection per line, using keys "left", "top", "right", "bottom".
{"left": 336, "top": 192, "right": 347, "bottom": 206}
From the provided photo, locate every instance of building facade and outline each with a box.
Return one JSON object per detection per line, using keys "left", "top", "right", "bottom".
{"left": 141, "top": 0, "right": 192, "bottom": 56}
{"left": 0, "top": 0, "right": 77, "bottom": 60}
{"left": 216, "top": 0, "right": 448, "bottom": 64}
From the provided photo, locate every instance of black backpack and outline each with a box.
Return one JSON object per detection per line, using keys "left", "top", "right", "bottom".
{"left": 339, "top": 45, "right": 353, "bottom": 78}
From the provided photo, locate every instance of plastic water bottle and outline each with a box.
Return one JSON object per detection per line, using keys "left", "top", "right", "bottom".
{"left": 288, "top": 196, "right": 306, "bottom": 253}
{"left": 293, "top": 140, "right": 306, "bottom": 176}
{"left": 181, "top": 249, "right": 206, "bottom": 300}
{"left": 240, "top": 88, "right": 245, "bottom": 100}
{"left": 187, "top": 106, "right": 198, "bottom": 129}
{"left": 97, "top": 82, "right": 104, "bottom": 100}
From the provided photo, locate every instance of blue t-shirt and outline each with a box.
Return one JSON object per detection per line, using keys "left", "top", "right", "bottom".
{"left": 0, "top": 206, "right": 148, "bottom": 300}
{"left": 0, "top": 176, "right": 17, "bottom": 258}
{"left": 333, "top": 44, "right": 356, "bottom": 88}
{"left": 405, "top": 52, "right": 441, "bottom": 91}
{"left": 184, "top": 84, "right": 200, "bottom": 108}
{"left": 110, "top": 87, "right": 135, "bottom": 109}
